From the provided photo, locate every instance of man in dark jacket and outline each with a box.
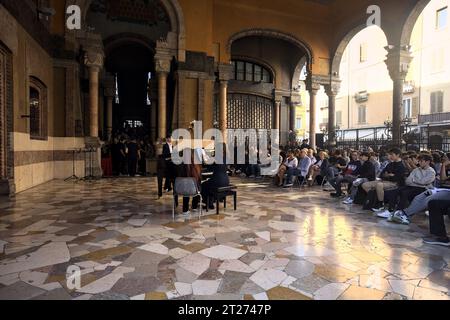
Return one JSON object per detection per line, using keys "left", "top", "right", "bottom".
{"left": 343, "top": 152, "right": 376, "bottom": 204}
{"left": 330, "top": 151, "right": 362, "bottom": 197}
{"left": 127, "top": 138, "right": 140, "bottom": 177}
{"left": 362, "top": 148, "right": 406, "bottom": 215}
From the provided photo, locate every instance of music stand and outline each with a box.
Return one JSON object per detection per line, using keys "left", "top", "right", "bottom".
{"left": 81, "top": 147, "right": 98, "bottom": 182}
{"left": 65, "top": 149, "right": 81, "bottom": 181}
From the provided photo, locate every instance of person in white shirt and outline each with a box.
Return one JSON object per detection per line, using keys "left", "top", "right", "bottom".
{"left": 276, "top": 151, "right": 298, "bottom": 187}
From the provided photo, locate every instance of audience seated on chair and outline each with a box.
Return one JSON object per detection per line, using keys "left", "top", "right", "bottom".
{"left": 284, "top": 149, "right": 311, "bottom": 187}
{"left": 382, "top": 154, "right": 436, "bottom": 224}
{"left": 275, "top": 151, "right": 298, "bottom": 187}
{"left": 307, "top": 151, "right": 329, "bottom": 186}
{"left": 329, "top": 150, "right": 362, "bottom": 198}
{"left": 361, "top": 148, "right": 406, "bottom": 217}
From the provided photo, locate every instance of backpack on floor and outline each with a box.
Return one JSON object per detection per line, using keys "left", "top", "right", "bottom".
{"left": 353, "top": 186, "right": 367, "bottom": 205}
{"left": 363, "top": 189, "right": 378, "bottom": 211}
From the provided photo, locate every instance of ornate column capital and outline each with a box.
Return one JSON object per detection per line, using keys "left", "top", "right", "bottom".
{"left": 218, "top": 63, "right": 234, "bottom": 82}
{"left": 306, "top": 75, "right": 321, "bottom": 93}
{"left": 84, "top": 51, "right": 104, "bottom": 71}
{"left": 155, "top": 58, "right": 171, "bottom": 74}
{"left": 79, "top": 33, "right": 104, "bottom": 71}
{"left": 325, "top": 79, "right": 341, "bottom": 97}
{"left": 385, "top": 46, "right": 413, "bottom": 81}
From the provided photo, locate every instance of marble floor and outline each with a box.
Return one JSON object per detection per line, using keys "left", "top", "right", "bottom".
{"left": 0, "top": 177, "right": 449, "bottom": 300}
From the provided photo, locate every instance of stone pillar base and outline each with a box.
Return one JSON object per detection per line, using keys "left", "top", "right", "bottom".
{"left": 84, "top": 137, "right": 103, "bottom": 178}
{"left": 0, "top": 179, "right": 15, "bottom": 197}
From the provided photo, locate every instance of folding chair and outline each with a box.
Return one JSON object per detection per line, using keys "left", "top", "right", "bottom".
{"left": 172, "top": 177, "right": 203, "bottom": 220}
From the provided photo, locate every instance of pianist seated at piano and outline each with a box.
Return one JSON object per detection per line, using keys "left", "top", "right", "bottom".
{"left": 200, "top": 143, "right": 231, "bottom": 209}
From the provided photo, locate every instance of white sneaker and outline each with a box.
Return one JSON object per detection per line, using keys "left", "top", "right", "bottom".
{"left": 181, "top": 211, "right": 191, "bottom": 216}
{"left": 372, "top": 207, "right": 386, "bottom": 213}
{"left": 342, "top": 197, "right": 353, "bottom": 205}
{"left": 376, "top": 210, "right": 392, "bottom": 219}
{"left": 389, "top": 210, "right": 410, "bottom": 225}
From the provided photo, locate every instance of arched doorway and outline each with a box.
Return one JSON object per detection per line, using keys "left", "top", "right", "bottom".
{"left": 0, "top": 41, "right": 14, "bottom": 195}
{"left": 85, "top": 0, "right": 179, "bottom": 141}
{"left": 105, "top": 41, "right": 155, "bottom": 139}
{"left": 223, "top": 31, "right": 312, "bottom": 145}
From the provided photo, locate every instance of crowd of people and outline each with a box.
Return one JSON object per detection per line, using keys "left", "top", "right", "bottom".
{"left": 102, "top": 124, "right": 155, "bottom": 177}
{"left": 270, "top": 143, "right": 450, "bottom": 247}
{"left": 103, "top": 127, "right": 450, "bottom": 247}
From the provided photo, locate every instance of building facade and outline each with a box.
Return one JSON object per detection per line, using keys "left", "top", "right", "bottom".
{"left": 335, "top": 0, "right": 450, "bottom": 149}
{"left": 0, "top": 0, "right": 436, "bottom": 195}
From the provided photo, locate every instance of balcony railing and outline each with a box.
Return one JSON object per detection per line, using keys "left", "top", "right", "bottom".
{"left": 418, "top": 112, "right": 450, "bottom": 124}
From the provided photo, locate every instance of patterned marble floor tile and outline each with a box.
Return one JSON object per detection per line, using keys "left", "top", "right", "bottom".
{"left": 285, "top": 260, "right": 315, "bottom": 279}
{"left": 313, "top": 283, "right": 350, "bottom": 300}
{"left": 412, "top": 286, "right": 450, "bottom": 300}
{"left": 249, "top": 268, "right": 288, "bottom": 291}
{"left": 0, "top": 177, "right": 448, "bottom": 300}
{"left": 199, "top": 245, "right": 247, "bottom": 260}
{"left": 192, "top": 279, "right": 222, "bottom": 296}
{"left": 219, "top": 260, "right": 255, "bottom": 274}
{"left": 338, "top": 285, "right": 387, "bottom": 300}
{"left": 177, "top": 253, "right": 211, "bottom": 276}
{"left": 267, "top": 286, "right": 312, "bottom": 300}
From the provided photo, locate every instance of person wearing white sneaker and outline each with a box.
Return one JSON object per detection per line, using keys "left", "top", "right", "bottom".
{"left": 342, "top": 197, "right": 353, "bottom": 205}
{"left": 387, "top": 210, "right": 410, "bottom": 225}
{"left": 342, "top": 152, "right": 376, "bottom": 205}
{"left": 362, "top": 148, "right": 406, "bottom": 213}
{"left": 386, "top": 155, "right": 436, "bottom": 224}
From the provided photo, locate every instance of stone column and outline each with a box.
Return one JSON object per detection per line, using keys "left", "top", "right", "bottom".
{"left": 81, "top": 34, "right": 104, "bottom": 178}
{"left": 289, "top": 102, "right": 296, "bottom": 132}
{"left": 307, "top": 81, "right": 320, "bottom": 149}
{"left": 218, "top": 63, "right": 234, "bottom": 143}
{"left": 84, "top": 50, "right": 104, "bottom": 138}
{"left": 155, "top": 58, "right": 171, "bottom": 140}
{"left": 274, "top": 100, "right": 281, "bottom": 130}
{"left": 103, "top": 75, "right": 115, "bottom": 142}
{"left": 219, "top": 80, "right": 228, "bottom": 136}
{"left": 385, "top": 46, "right": 413, "bottom": 146}
{"left": 325, "top": 80, "right": 341, "bottom": 148}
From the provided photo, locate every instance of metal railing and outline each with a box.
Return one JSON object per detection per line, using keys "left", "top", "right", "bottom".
{"left": 419, "top": 112, "right": 450, "bottom": 124}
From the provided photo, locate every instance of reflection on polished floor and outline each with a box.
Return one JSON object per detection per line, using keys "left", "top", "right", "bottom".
{"left": 0, "top": 178, "right": 449, "bottom": 300}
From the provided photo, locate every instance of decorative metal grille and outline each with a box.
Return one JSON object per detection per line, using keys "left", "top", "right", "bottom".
{"left": 214, "top": 93, "right": 274, "bottom": 130}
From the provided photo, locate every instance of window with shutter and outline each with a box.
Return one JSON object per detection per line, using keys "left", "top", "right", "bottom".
{"left": 431, "top": 92, "right": 437, "bottom": 113}
{"left": 358, "top": 105, "right": 366, "bottom": 124}
{"left": 336, "top": 111, "right": 342, "bottom": 126}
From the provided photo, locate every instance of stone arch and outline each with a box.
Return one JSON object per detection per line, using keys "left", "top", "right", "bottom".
{"left": 103, "top": 33, "right": 156, "bottom": 56}
{"left": 400, "top": 0, "right": 432, "bottom": 46}
{"left": 227, "top": 29, "right": 314, "bottom": 66}
{"left": 331, "top": 24, "right": 388, "bottom": 76}
{"left": 69, "top": 0, "right": 186, "bottom": 61}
